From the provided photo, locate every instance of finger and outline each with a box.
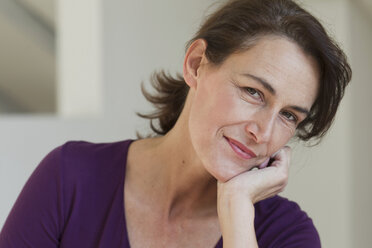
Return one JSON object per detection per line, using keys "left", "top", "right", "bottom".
{"left": 254, "top": 185, "right": 286, "bottom": 203}
{"left": 258, "top": 146, "right": 290, "bottom": 170}
{"left": 270, "top": 146, "right": 291, "bottom": 169}
{"left": 258, "top": 158, "right": 270, "bottom": 169}
{"left": 265, "top": 146, "right": 291, "bottom": 187}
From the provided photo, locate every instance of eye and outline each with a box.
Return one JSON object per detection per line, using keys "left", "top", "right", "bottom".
{"left": 243, "top": 87, "right": 263, "bottom": 101}
{"left": 281, "top": 110, "right": 298, "bottom": 123}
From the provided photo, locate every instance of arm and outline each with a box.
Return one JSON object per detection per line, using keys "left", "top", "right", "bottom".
{"left": 0, "top": 146, "right": 64, "bottom": 248}
{"left": 217, "top": 194, "right": 258, "bottom": 248}
{"left": 217, "top": 147, "right": 291, "bottom": 248}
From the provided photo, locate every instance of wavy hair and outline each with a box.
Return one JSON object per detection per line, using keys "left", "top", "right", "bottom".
{"left": 138, "top": 0, "right": 352, "bottom": 142}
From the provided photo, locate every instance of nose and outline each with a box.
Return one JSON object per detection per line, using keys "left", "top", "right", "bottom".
{"left": 245, "top": 111, "right": 276, "bottom": 144}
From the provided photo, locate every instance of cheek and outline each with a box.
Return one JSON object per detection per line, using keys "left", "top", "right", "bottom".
{"left": 187, "top": 87, "right": 239, "bottom": 174}
{"left": 189, "top": 84, "right": 238, "bottom": 135}
{"left": 268, "top": 126, "right": 294, "bottom": 154}
{"left": 188, "top": 87, "right": 262, "bottom": 181}
{"left": 205, "top": 86, "right": 253, "bottom": 128}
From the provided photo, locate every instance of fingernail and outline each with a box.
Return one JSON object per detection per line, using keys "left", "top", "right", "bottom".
{"left": 271, "top": 150, "right": 280, "bottom": 158}
{"left": 259, "top": 158, "right": 270, "bottom": 169}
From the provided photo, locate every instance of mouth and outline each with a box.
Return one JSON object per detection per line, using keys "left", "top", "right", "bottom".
{"left": 224, "top": 136, "right": 257, "bottom": 160}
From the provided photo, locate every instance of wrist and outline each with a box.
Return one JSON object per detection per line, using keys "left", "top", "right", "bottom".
{"left": 218, "top": 200, "right": 257, "bottom": 248}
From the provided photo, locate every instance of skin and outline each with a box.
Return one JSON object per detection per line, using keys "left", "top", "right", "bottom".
{"left": 125, "top": 35, "right": 319, "bottom": 247}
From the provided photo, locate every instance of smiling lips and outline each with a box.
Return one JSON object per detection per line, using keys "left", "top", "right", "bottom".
{"left": 224, "top": 136, "right": 257, "bottom": 160}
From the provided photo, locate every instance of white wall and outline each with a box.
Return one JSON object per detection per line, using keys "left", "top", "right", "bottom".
{"left": 57, "top": 0, "right": 103, "bottom": 117}
{"left": 349, "top": 2, "right": 372, "bottom": 247}
{"left": 1, "top": 0, "right": 370, "bottom": 247}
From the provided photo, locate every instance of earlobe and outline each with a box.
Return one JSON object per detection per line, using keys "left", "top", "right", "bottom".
{"left": 183, "top": 39, "right": 208, "bottom": 88}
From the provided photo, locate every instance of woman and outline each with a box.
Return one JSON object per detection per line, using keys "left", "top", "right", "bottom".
{"left": 0, "top": 0, "right": 351, "bottom": 247}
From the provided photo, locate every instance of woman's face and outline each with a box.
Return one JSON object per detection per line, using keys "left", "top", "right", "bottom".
{"left": 187, "top": 36, "right": 319, "bottom": 182}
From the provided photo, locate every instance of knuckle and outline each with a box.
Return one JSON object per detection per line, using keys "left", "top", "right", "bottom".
{"left": 277, "top": 170, "right": 289, "bottom": 184}
{"left": 282, "top": 177, "right": 289, "bottom": 187}
{"left": 284, "top": 145, "right": 292, "bottom": 152}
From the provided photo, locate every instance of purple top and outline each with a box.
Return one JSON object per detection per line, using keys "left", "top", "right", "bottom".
{"left": 0, "top": 140, "right": 321, "bottom": 247}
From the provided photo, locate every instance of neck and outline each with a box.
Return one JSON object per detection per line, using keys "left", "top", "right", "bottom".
{"left": 126, "top": 98, "right": 218, "bottom": 223}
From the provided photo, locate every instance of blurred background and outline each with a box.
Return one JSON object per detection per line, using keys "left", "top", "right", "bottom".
{"left": 0, "top": 0, "right": 371, "bottom": 247}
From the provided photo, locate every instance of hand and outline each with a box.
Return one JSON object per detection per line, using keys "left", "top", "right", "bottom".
{"left": 216, "top": 146, "right": 291, "bottom": 247}
{"left": 217, "top": 146, "right": 291, "bottom": 204}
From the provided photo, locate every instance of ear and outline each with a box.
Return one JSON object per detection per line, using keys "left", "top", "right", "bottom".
{"left": 183, "top": 39, "right": 208, "bottom": 89}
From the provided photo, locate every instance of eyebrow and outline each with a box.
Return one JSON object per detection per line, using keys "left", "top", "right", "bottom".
{"left": 242, "top": 73, "right": 276, "bottom": 95}
{"left": 289, "top": 105, "right": 310, "bottom": 117}
{"left": 242, "top": 73, "right": 310, "bottom": 117}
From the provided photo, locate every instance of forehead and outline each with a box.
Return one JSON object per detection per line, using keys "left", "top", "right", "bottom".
{"left": 224, "top": 36, "right": 320, "bottom": 107}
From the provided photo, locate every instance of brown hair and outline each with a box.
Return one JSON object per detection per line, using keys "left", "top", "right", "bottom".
{"left": 138, "top": 0, "right": 352, "bottom": 142}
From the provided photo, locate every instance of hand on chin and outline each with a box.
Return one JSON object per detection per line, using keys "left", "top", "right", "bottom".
{"left": 217, "top": 146, "right": 291, "bottom": 204}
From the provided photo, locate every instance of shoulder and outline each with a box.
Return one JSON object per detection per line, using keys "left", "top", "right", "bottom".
{"left": 0, "top": 140, "right": 134, "bottom": 247}
{"left": 54, "top": 139, "right": 133, "bottom": 183}
{"left": 33, "top": 139, "right": 134, "bottom": 195}
{"left": 254, "top": 195, "right": 321, "bottom": 248}
{"left": 60, "top": 139, "right": 132, "bottom": 163}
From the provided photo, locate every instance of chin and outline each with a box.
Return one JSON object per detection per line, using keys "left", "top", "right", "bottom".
{"left": 204, "top": 161, "right": 243, "bottom": 183}
{"left": 195, "top": 135, "right": 252, "bottom": 182}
